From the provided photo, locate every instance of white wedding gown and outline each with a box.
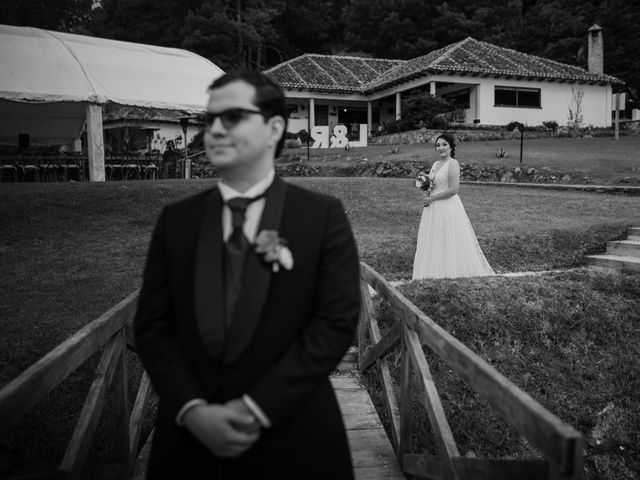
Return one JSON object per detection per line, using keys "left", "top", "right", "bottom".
{"left": 412, "top": 159, "right": 495, "bottom": 279}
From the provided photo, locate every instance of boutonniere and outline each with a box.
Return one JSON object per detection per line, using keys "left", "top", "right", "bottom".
{"left": 255, "top": 230, "right": 294, "bottom": 272}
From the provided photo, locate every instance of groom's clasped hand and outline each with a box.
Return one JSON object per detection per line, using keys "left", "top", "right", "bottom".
{"left": 183, "top": 400, "right": 261, "bottom": 458}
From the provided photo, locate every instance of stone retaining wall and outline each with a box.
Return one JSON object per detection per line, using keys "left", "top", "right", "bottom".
{"left": 369, "top": 129, "right": 556, "bottom": 145}
{"left": 191, "top": 159, "right": 640, "bottom": 192}
{"left": 272, "top": 160, "right": 591, "bottom": 185}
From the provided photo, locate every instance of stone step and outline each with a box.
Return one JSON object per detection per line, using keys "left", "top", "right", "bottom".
{"left": 628, "top": 227, "right": 640, "bottom": 238}
{"left": 607, "top": 240, "right": 640, "bottom": 258}
{"left": 586, "top": 254, "right": 640, "bottom": 273}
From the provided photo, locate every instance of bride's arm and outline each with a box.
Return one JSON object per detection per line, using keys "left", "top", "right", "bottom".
{"left": 424, "top": 160, "right": 460, "bottom": 205}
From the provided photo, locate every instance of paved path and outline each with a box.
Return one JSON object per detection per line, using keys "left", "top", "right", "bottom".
{"left": 461, "top": 180, "right": 640, "bottom": 195}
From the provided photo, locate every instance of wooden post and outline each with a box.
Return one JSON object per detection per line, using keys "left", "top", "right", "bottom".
{"left": 86, "top": 104, "right": 105, "bottom": 182}
{"left": 399, "top": 320, "right": 412, "bottom": 469}
{"left": 615, "top": 93, "right": 620, "bottom": 141}
{"left": 367, "top": 101, "right": 373, "bottom": 134}
{"left": 357, "top": 280, "right": 370, "bottom": 372}
{"left": 116, "top": 331, "right": 130, "bottom": 479}
{"left": 395, "top": 92, "right": 402, "bottom": 120}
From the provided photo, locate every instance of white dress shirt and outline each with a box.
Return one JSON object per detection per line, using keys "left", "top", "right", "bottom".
{"left": 175, "top": 168, "right": 275, "bottom": 428}
{"left": 218, "top": 168, "right": 275, "bottom": 243}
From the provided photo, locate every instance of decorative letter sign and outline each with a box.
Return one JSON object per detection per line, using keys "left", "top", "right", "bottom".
{"left": 310, "top": 126, "right": 329, "bottom": 148}
{"left": 330, "top": 125, "right": 349, "bottom": 148}
{"left": 309, "top": 124, "right": 368, "bottom": 148}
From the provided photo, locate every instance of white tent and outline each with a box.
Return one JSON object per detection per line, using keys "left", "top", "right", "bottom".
{"left": 0, "top": 24, "right": 224, "bottom": 180}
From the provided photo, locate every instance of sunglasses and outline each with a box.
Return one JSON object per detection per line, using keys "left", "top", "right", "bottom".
{"left": 199, "top": 108, "right": 267, "bottom": 129}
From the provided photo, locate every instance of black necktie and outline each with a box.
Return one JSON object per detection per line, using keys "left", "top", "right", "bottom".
{"left": 224, "top": 194, "right": 264, "bottom": 325}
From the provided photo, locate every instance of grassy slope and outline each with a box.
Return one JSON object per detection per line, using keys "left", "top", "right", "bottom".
{"left": 377, "top": 271, "right": 640, "bottom": 479}
{"left": 281, "top": 136, "right": 640, "bottom": 185}
{"left": 0, "top": 177, "right": 638, "bottom": 477}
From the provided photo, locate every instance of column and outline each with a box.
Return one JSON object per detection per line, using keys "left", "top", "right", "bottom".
{"left": 395, "top": 92, "right": 401, "bottom": 120}
{"left": 474, "top": 84, "right": 481, "bottom": 124}
{"left": 429, "top": 81, "right": 436, "bottom": 97}
{"left": 86, "top": 103, "right": 105, "bottom": 182}
{"left": 367, "top": 101, "right": 372, "bottom": 133}
{"left": 309, "top": 98, "right": 315, "bottom": 129}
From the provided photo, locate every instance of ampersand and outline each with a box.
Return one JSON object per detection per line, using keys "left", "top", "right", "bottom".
{"left": 330, "top": 125, "right": 349, "bottom": 148}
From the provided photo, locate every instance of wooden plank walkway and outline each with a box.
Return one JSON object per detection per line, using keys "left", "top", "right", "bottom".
{"left": 331, "top": 374, "right": 406, "bottom": 479}
{"left": 132, "top": 374, "right": 405, "bottom": 479}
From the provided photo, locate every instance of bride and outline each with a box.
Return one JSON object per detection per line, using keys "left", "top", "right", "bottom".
{"left": 412, "top": 133, "right": 494, "bottom": 279}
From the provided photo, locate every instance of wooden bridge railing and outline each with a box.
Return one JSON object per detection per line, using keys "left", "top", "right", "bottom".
{"left": 0, "top": 291, "right": 151, "bottom": 480}
{"left": 357, "top": 262, "right": 584, "bottom": 480}
{"left": 1, "top": 261, "right": 584, "bottom": 480}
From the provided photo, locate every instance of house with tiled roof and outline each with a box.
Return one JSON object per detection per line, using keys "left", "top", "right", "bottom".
{"left": 264, "top": 26, "right": 623, "bottom": 136}
{"left": 102, "top": 104, "right": 201, "bottom": 154}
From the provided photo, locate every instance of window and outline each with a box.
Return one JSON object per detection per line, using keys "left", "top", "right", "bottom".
{"left": 494, "top": 86, "right": 541, "bottom": 108}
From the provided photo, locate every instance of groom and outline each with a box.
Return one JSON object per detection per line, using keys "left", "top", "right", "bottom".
{"left": 134, "top": 70, "right": 361, "bottom": 479}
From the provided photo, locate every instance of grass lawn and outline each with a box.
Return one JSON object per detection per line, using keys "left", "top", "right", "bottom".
{"left": 281, "top": 136, "right": 640, "bottom": 185}
{"left": 0, "top": 177, "right": 638, "bottom": 478}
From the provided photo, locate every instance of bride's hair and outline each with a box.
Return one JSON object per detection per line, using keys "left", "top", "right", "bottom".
{"left": 434, "top": 133, "right": 456, "bottom": 158}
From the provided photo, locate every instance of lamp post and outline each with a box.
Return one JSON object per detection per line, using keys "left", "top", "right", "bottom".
{"left": 179, "top": 117, "right": 191, "bottom": 179}
{"left": 519, "top": 124, "right": 524, "bottom": 164}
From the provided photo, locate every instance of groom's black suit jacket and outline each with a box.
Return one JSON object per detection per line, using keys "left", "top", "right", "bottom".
{"left": 134, "top": 175, "right": 361, "bottom": 479}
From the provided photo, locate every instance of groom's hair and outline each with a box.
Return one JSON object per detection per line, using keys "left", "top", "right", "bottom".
{"left": 435, "top": 132, "right": 457, "bottom": 158}
{"left": 208, "top": 70, "right": 288, "bottom": 157}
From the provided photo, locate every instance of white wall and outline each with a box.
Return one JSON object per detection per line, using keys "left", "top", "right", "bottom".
{"left": 476, "top": 79, "right": 612, "bottom": 127}
{"left": 282, "top": 75, "right": 615, "bottom": 132}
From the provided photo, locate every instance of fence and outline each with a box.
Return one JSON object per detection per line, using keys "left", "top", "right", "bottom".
{"left": 0, "top": 262, "right": 585, "bottom": 479}
{"left": 0, "top": 292, "right": 149, "bottom": 480}
{"left": 357, "top": 262, "right": 584, "bottom": 480}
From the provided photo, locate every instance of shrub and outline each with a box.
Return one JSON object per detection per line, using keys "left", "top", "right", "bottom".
{"left": 400, "top": 90, "right": 454, "bottom": 131}
{"left": 506, "top": 121, "right": 525, "bottom": 132}
{"left": 284, "top": 138, "right": 302, "bottom": 149}
{"left": 187, "top": 130, "right": 204, "bottom": 150}
{"left": 428, "top": 116, "right": 449, "bottom": 130}
{"left": 296, "top": 129, "right": 311, "bottom": 144}
{"left": 542, "top": 120, "right": 559, "bottom": 131}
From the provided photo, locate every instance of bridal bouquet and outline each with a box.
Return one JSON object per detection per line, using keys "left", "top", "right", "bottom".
{"left": 414, "top": 171, "right": 432, "bottom": 195}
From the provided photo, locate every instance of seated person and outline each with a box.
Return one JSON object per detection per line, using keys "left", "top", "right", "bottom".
{"left": 160, "top": 140, "right": 179, "bottom": 178}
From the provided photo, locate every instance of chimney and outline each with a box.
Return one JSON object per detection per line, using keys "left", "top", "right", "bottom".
{"left": 587, "top": 24, "right": 603, "bottom": 74}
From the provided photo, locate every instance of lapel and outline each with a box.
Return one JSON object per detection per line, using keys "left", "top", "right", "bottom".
{"left": 193, "top": 187, "right": 226, "bottom": 361}
{"left": 223, "top": 175, "right": 287, "bottom": 364}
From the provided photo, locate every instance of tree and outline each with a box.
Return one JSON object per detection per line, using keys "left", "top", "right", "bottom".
{"left": 342, "top": 0, "right": 439, "bottom": 59}
{"left": 183, "top": 0, "right": 283, "bottom": 70}
{"left": 598, "top": 0, "right": 640, "bottom": 100}
{"left": 89, "top": 0, "right": 200, "bottom": 47}
{"left": 567, "top": 85, "right": 584, "bottom": 132}
{"left": 400, "top": 90, "right": 454, "bottom": 130}
{"left": 270, "top": 0, "right": 342, "bottom": 62}
{"left": 0, "top": 0, "right": 94, "bottom": 33}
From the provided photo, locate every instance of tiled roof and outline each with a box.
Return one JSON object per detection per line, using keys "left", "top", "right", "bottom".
{"left": 265, "top": 38, "right": 623, "bottom": 94}
{"left": 264, "top": 54, "right": 405, "bottom": 93}
{"left": 103, "top": 103, "right": 192, "bottom": 123}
